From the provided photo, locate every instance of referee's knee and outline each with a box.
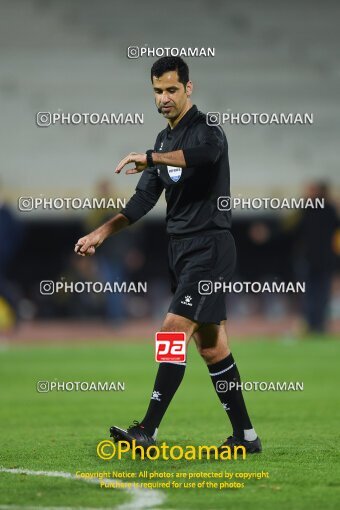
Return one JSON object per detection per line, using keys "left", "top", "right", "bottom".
{"left": 198, "top": 346, "right": 220, "bottom": 364}
{"left": 161, "top": 313, "right": 197, "bottom": 337}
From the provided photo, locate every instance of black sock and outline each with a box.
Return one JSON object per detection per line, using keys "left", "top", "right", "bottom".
{"left": 208, "top": 353, "right": 255, "bottom": 440}
{"left": 141, "top": 362, "right": 186, "bottom": 437}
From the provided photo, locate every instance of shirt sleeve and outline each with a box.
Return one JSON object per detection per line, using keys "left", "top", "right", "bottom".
{"left": 182, "top": 124, "right": 225, "bottom": 167}
{"left": 120, "top": 134, "right": 165, "bottom": 224}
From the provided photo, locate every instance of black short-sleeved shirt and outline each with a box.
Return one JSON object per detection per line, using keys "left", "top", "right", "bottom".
{"left": 121, "top": 104, "right": 231, "bottom": 236}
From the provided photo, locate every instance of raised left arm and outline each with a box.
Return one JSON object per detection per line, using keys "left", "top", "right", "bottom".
{"left": 115, "top": 150, "right": 186, "bottom": 174}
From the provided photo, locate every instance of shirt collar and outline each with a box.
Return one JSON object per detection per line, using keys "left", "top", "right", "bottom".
{"left": 166, "top": 104, "right": 198, "bottom": 135}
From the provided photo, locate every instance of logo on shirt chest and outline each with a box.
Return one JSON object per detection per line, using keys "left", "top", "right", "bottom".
{"left": 167, "top": 166, "right": 182, "bottom": 182}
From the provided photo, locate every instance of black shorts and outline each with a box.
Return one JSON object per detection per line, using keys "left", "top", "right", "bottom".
{"left": 167, "top": 230, "right": 236, "bottom": 324}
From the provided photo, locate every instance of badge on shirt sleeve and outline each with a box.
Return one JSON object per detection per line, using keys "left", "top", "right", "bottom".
{"left": 167, "top": 166, "right": 182, "bottom": 182}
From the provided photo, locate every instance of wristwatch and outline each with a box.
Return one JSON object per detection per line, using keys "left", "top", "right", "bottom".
{"left": 146, "top": 149, "right": 154, "bottom": 168}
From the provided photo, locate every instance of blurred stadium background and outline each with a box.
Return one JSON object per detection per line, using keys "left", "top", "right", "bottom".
{"left": 0, "top": 0, "right": 339, "bottom": 341}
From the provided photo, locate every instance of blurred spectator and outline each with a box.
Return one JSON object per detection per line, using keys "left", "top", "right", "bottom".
{"left": 293, "top": 182, "right": 340, "bottom": 333}
{"left": 0, "top": 191, "right": 23, "bottom": 331}
{"left": 54, "top": 253, "right": 105, "bottom": 318}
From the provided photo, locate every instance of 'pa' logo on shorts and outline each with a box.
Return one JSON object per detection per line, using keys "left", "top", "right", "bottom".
{"left": 155, "top": 332, "right": 186, "bottom": 362}
{"left": 167, "top": 166, "right": 182, "bottom": 182}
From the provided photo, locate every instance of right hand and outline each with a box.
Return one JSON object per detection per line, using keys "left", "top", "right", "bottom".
{"left": 74, "top": 231, "right": 104, "bottom": 257}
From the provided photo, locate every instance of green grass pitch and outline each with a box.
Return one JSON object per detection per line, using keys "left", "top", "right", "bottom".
{"left": 0, "top": 336, "right": 340, "bottom": 509}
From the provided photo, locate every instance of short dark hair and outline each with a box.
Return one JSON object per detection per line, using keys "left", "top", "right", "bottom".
{"left": 151, "top": 57, "right": 189, "bottom": 86}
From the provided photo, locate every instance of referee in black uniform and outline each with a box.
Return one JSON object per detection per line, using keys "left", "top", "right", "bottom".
{"left": 75, "top": 57, "right": 261, "bottom": 453}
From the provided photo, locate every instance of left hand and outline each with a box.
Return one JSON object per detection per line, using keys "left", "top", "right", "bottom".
{"left": 115, "top": 152, "right": 147, "bottom": 174}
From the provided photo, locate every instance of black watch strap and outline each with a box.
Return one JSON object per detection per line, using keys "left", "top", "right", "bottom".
{"left": 146, "top": 149, "right": 154, "bottom": 167}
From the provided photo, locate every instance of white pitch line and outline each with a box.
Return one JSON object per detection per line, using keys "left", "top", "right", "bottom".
{"left": 0, "top": 467, "right": 166, "bottom": 510}
{"left": 0, "top": 507, "right": 111, "bottom": 510}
